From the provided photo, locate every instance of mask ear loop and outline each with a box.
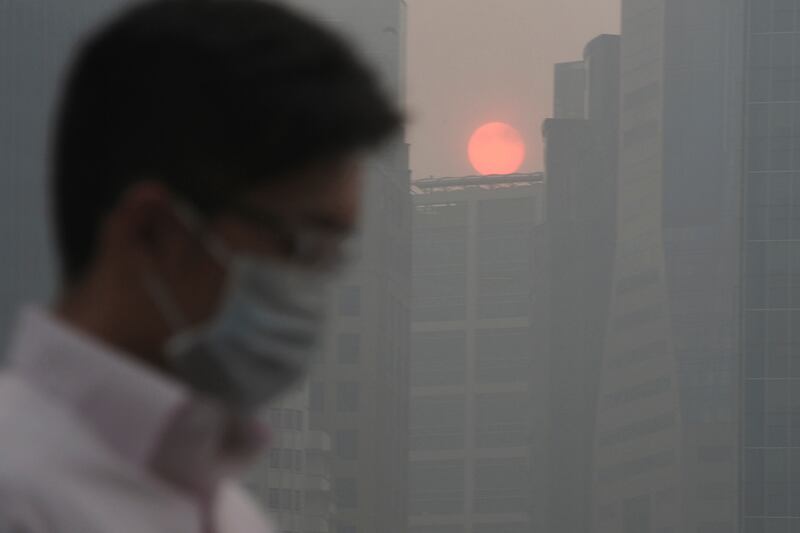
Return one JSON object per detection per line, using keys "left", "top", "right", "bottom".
{"left": 141, "top": 269, "right": 188, "bottom": 332}
{"left": 172, "top": 201, "right": 233, "bottom": 269}
{"left": 143, "top": 200, "right": 233, "bottom": 333}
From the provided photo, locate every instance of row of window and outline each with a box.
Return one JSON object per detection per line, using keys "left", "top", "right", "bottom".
{"left": 310, "top": 382, "right": 360, "bottom": 413}
{"left": 334, "top": 477, "right": 358, "bottom": 508}
{"left": 744, "top": 22, "right": 800, "bottom": 524}
{"left": 268, "top": 448, "right": 304, "bottom": 472}
{"left": 412, "top": 270, "right": 534, "bottom": 322}
{"left": 410, "top": 329, "right": 534, "bottom": 387}
{"left": 265, "top": 409, "right": 304, "bottom": 431}
{"left": 312, "top": 333, "right": 362, "bottom": 366}
{"left": 410, "top": 432, "right": 531, "bottom": 451}
{"left": 743, "top": 240, "right": 800, "bottom": 309}
{"left": 410, "top": 524, "right": 529, "bottom": 533}
{"left": 750, "top": 2, "right": 800, "bottom": 36}
{"left": 749, "top": 65, "right": 800, "bottom": 106}
{"left": 743, "top": 378, "right": 800, "bottom": 448}
{"left": 409, "top": 497, "right": 532, "bottom": 516}
{"left": 744, "top": 169, "right": 800, "bottom": 241}
{"left": 409, "top": 393, "right": 532, "bottom": 450}
{"left": 747, "top": 104, "right": 800, "bottom": 140}
{"left": 267, "top": 489, "right": 304, "bottom": 513}
{"left": 744, "top": 310, "right": 800, "bottom": 379}
{"left": 410, "top": 394, "right": 530, "bottom": 429}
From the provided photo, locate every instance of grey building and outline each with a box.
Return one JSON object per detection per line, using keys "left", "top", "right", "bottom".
{"left": 553, "top": 61, "right": 588, "bottom": 120}
{"left": 593, "top": 0, "right": 745, "bottom": 531}
{"left": 539, "top": 33, "right": 620, "bottom": 533}
{"left": 590, "top": 0, "right": 800, "bottom": 532}
{"left": 741, "top": 2, "right": 800, "bottom": 531}
{"left": 409, "top": 174, "right": 547, "bottom": 533}
{"left": 290, "top": 3, "right": 411, "bottom": 533}
{"left": 246, "top": 388, "right": 334, "bottom": 533}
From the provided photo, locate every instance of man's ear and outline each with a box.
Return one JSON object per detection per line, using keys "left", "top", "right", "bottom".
{"left": 99, "top": 181, "right": 186, "bottom": 273}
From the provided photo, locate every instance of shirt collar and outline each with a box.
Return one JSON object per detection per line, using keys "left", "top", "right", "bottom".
{"left": 5, "top": 307, "right": 266, "bottom": 493}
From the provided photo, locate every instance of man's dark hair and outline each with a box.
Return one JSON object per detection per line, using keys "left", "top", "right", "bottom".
{"left": 53, "top": 0, "right": 402, "bottom": 283}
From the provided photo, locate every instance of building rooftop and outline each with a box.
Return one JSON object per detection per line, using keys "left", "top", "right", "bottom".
{"left": 411, "top": 172, "right": 544, "bottom": 194}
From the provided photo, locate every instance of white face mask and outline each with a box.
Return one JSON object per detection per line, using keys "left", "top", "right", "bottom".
{"left": 144, "top": 206, "right": 335, "bottom": 411}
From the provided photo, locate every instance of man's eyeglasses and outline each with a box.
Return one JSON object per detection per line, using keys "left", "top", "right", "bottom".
{"left": 226, "top": 203, "right": 357, "bottom": 272}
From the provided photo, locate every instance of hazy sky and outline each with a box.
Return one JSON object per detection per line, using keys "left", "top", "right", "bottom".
{"left": 406, "top": 0, "right": 620, "bottom": 179}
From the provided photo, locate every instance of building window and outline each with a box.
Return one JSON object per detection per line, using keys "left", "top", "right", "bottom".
{"left": 410, "top": 395, "right": 465, "bottom": 451}
{"left": 279, "top": 489, "right": 291, "bottom": 510}
{"left": 474, "top": 198, "right": 535, "bottom": 318}
{"left": 282, "top": 410, "right": 295, "bottom": 430}
{"left": 335, "top": 477, "right": 358, "bottom": 508}
{"left": 337, "top": 382, "right": 360, "bottom": 413}
{"left": 473, "top": 525, "right": 529, "bottom": 533}
{"left": 475, "top": 328, "right": 531, "bottom": 384}
{"left": 339, "top": 286, "right": 361, "bottom": 316}
{"left": 293, "top": 450, "right": 304, "bottom": 471}
{"left": 475, "top": 393, "right": 529, "bottom": 448}
{"left": 338, "top": 333, "right": 361, "bottom": 364}
{"left": 280, "top": 449, "right": 293, "bottom": 469}
{"left": 265, "top": 409, "right": 304, "bottom": 431}
{"left": 269, "top": 488, "right": 280, "bottom": 509}
{"left": 310, "top": 382, "right": 325, "bottom": 413}
{"left": 412, "top": 272, "right": 467, "bottom": 322}
{"left": 411, "top": 331, "right": 466, "bottom": 386}
{"left": 410, "top": 527, "right": 462, "bottom": 533}
{"left": 335, "top": 429, "right": 359, "bottom": 460}
{"left": 473, "top": 458, "right": 529, "bottom": 514}
{"left": 409, "top": 459, "right": 465, "bottom": 515}
{"left": 294, "top": 490, "right": 303, "bottom": 512}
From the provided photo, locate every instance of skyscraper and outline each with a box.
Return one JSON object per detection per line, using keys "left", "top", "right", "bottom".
{"left": 409, "top": 173, "right": 546, "bottom": 533}
{"left": 286, "top": 4, "right": 411, "bottom": 533}
{"left": 539, "top": 33, "right": 620, "bottom": 533}
{"left": 553, "top": 61, "right": 588, "bottom": 120}
{"left": 245, "top": 387, "right": 334, "bottom": 533}
{"left": 589, "top": 1, "right": 800, "bottom": 532}
{"left": 741, "top": 2, "right": 800, "bottom": 531}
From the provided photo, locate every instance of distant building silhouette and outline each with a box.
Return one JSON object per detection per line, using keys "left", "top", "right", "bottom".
{"left": 409, "top": 173, "right": 546, "bottom": 533}
{"left": 588, "top": 1, "right": 789, "bottom": 532}
{"left": 553, "top": 61, "right": 588, "bottom": 120}
{"left": 290, "top": 4, "right": 412, "bottom": 533}
{"left": 539, "top": 33, "right": 620, "bottom": 533}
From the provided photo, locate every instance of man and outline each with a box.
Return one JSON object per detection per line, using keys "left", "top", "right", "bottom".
{"left": 0, "top": 1, "right": 401, "bottom": 531}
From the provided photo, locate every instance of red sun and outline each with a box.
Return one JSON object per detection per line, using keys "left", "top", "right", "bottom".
{"left": 468, "top": 122, "right": 526, "bottom": 175}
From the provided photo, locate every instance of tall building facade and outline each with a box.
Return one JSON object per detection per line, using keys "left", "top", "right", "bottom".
{"left": 539, "top": 34, "right": 620, "bottom": 533}
{"left": 741, "top": 2, "right": 800, "bottom": 531}
{"left": 553, "top": 61, "right": 588, "bottom": 120}
{"left": 588, "top": 0, "right": 800, "bottom": 532}
{"left": 246, "top": 388, "right": 333, "bottom": 533}
{"left": 408, "top": 174, "right": 547, "bottom": 533}
{"left": 287, "top": 4, "right": 411, "bottom": 533}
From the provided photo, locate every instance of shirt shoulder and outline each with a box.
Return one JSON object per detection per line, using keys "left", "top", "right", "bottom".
{"left": 217, "top": 482, "right": 274, "bottom": 533}
{"left": 0, "top": 374, "right": 194, "bottom": 533}
{"left": 0, "top": 375, "right": 80, "bottom": 531}
{"left": 0, "top": 374, "right": 79, "bottom": 479}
